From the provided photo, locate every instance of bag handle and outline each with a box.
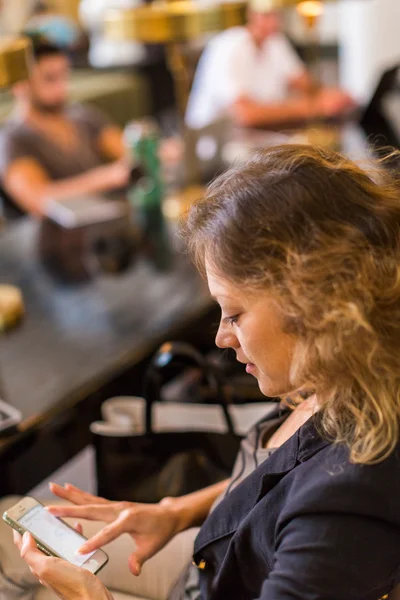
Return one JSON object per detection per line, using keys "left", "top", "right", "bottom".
{"left": 142, "top": 341, "right": 237, "bottom": 436}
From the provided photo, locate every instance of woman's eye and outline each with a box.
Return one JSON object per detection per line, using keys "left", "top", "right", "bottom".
{"left": 223, "top": 314, "right": 240, "bottom": 326}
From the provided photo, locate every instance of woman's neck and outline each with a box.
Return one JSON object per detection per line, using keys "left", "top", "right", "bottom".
{"left": 265, "top": 395, "right": 319, "bottom": 450}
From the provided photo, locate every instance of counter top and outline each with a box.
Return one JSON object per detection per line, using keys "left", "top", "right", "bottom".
{"left": 0, "top": 218, "right": 212, "bottom": 448}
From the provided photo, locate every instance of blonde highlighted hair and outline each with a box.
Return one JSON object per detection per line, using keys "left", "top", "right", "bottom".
{"left": 183, "top": 144, "right": 400, "bottom": 464}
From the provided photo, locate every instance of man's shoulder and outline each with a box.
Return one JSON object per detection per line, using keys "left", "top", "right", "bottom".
{"left": 268, "top": 32, "right": 291, "bottom": 47}
{"left": 266, "top": 33, "right": 301, "bottom": 62}
{"left": 0, "top": 119, "right": 29, "bottom": 139}
{"left": 208, "top": 26, "right": 250, "bottom": 54}
{"left": 0, "top": 119, "right": 33, "bottom": 151}
{"left": 0, "top": 119, "right": 38, "bottom": 175}
{"left": 66, "top": 102, "right": 110, "bottom": 129}
{"left": 66, "top": 102, "right": 95, "bottom": 120}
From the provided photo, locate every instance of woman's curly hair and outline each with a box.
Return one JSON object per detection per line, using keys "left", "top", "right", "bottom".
{"left": 182, "top": 144, "right": 400, "bottom": 464}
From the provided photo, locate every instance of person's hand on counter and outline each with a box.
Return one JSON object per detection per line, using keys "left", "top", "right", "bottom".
{"left": 313, "top": 87, "right": 357, "bottom": 119}
{"left": 3, "top": 156, "right": 134, "bottom": 217}
{"left": 158, "top": 137, "right": 184, "bottom": 167}
{"left": 100, "top": 158, "right": 133, "bottom": 189}
{"left": 13, "top": 529, "right": 113, "bottom": 600}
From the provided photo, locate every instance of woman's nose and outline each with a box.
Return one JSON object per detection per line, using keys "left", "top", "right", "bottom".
{"left": 215, "top": 321, "right": 239, "bottom": 350}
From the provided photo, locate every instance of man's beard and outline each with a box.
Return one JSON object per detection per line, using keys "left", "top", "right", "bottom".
{"left": 31, "top": 98, "right": 66, "bottom": 115}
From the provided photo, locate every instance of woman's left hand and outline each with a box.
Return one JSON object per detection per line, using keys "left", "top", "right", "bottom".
{"left": 13, "top": 530, "right": 113, "bottom": 600}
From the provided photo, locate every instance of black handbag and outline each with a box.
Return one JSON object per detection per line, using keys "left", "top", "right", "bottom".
{"left": 92, "top": 343, "right": 242, "bottom": 503}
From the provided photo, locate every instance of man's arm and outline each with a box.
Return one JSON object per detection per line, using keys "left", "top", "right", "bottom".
{"left": 288, "top": 71, "right": 315, "bottom": 94}
{"left": 77, "top": 103, "right": 126, "bottom": 162}
{"left": 225, "top": 36, "right": 313, "bottom": 128}
{"left": 228, "top": 32, "right": 353, "bottom": 128}
{"left": 3, "top": 157, "right": 130, "bottom": 216}
{"left": 97, "top": 125, "right": 126, "bottom": 162}
{"left": 230, "top": 86, "right": 356, "bottom": 128}
{"left": 230, "top": 95, "right": 312, "bottom": 128}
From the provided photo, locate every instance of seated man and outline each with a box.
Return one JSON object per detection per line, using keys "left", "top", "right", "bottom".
{"left": 0, "top": 38, "right": 131, "bottom": 217}
{"left": 186, "top": 3, "right": 354, "bottom": 129}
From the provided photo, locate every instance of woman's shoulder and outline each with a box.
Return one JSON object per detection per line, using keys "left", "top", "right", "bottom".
{"left": 286, "top": 425, "right": 400, "bottom": 520}
{"left": 301, "top": 415, "right": 400, "bottom": 480}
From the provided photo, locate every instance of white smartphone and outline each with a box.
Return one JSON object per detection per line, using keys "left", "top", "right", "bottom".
{"left": 3, "top": 496, "right": 108, "bottom": 574}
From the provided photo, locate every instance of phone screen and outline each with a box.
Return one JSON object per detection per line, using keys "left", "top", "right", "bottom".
{"left": 18, "top": 504, "right": 96, "bottom": 567}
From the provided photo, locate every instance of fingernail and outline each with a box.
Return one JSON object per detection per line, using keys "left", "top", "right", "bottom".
{"left": 22, "top": 532, "right": 29, "bottom": 542}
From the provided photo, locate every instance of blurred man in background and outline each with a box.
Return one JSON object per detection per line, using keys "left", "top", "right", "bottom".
{"left": 0, "top": 38, "right": 130, "bottom": 216}
{"left": 186, "top": 5, "right": 354, "bottom": 129}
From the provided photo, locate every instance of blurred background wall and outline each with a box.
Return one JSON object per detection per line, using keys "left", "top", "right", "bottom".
{"left": 286, "top": 0, "right": 400, "bottom": 104}
{"left": 338, "top": 0, "right": 400, "bottom": 103}
{"left": 0, "top": 0, "right": 35, "bottom": 35}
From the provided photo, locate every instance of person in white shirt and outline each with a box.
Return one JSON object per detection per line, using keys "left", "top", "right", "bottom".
{"left": 186, "top": 6, "right": 354, "bottom": 129}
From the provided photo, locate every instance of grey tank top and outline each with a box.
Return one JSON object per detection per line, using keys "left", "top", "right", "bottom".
{"left": 168, "top": 412, "right": 288, "bottom": 600}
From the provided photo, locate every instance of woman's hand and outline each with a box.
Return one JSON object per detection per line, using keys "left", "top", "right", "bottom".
{"left": 47, "top": 483, "right": 183, "bottom": 576}
{"left": 13, "top": 529, "right": 113, "bottom": 600}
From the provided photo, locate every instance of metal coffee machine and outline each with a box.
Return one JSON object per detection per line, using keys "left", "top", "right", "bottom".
{"left": 38, "top": 186, "right": 142, "bottom": 284}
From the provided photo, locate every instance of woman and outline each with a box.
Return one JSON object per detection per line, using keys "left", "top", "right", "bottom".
{"left": 14, "top": 144, "right": 400, "bottom": 599}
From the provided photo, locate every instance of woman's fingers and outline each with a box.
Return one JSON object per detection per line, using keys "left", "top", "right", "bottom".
{"left": 49, "top": 482, "right": 109, "bottom": 505}
{"left": 46, "top": 503, "right": 117, "bottom": 523}
{"left": 20, "top": 533, "right": 52, "bottom": 574}
{"left": 128, "top": 552, "right": 142, "bottom": 577}
{"left": 19, "top": 533, "right": 46, "bottom": 582}
{"left": 64, "top": 483, "right": 109, "bottom": 504}
{"left": 77, "top": 518, "right": 127, "bottom": 554}
{"left": 74, "top": 522, "right": 83, "bottom": 535}
{"left": 13, "top": 530, "right": 23, "bottom": 552}
{"left": 14, "top": 530, "right": 52, "bottom": 581}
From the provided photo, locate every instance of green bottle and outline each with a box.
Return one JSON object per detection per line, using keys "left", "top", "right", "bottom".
{"left": 125, "top": 119, "right": 172, "bottom": 270}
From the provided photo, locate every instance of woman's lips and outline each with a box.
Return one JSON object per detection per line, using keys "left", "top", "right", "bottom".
{"left": 245, "top": 363, "right": 256, "bottom": 374}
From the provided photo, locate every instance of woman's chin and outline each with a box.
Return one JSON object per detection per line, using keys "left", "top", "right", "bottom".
{"left": 257, "top": 376, "right": 289, "bottom": 399}
{"left": 257, "top": 378, "right": 275, "bottom": 398}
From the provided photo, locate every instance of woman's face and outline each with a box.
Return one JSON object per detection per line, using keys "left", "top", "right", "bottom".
{"left": 207, "top": 266, "right": 297, "bottom": 398}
